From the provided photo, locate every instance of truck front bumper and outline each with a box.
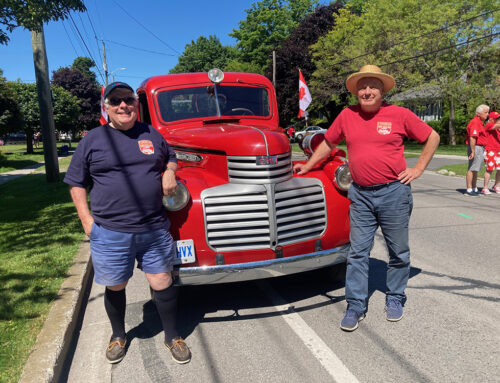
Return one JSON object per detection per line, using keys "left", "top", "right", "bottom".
{"left": 174, "top": 244, "right": 349, "bottom": 285}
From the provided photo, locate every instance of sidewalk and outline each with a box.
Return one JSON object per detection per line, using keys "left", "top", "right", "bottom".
{"left": 0, "top": 162, "right": 45, "bottom": 185}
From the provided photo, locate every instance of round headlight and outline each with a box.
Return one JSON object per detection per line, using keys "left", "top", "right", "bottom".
{"left": 301, "top": 132, "right": 325, "bottom": 157}
{"left": 335, "top": 164, "right": 352, "bottom": 191}
{"left": 162, "top": 181, "right": 190, "bottom": 211}
{"left": 208, "top": 68, "right": 224, "bottom": 84}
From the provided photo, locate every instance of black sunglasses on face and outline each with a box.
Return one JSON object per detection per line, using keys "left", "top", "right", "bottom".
{"left": 108, "top": 96, "right": 136, "bottom": 106}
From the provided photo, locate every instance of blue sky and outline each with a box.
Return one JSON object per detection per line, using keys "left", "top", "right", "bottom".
{"left": 0, "top": 0, "right": 275, "bottom": 90}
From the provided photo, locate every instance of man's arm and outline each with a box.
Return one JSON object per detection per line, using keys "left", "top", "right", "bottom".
{"left": 292, "top": 139, "right": 336, "bottom": 175}
{"left": 398, "top": 129, "right": 440, "bottom": 185}
{"left": 69, "top": 186, "right": 94, "bottom": 236}
{"left": 162, "top": 161, "right": 178, "bottom": 196}
{"left": 468, "top": 136, "right": 477, "bottom": 160}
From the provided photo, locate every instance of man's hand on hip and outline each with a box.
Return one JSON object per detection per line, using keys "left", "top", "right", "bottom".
{"left": 398, "top": 167, "right": 423, "bottom": 185}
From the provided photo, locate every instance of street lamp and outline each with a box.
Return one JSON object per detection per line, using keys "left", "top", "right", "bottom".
{"left": 110, "top": 67, "right": 126, "bottom": 82}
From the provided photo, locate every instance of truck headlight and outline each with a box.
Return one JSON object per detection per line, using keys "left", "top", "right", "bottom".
{"left": 335, "top": 164, "right": 352, "bottom": 191}
{"left": 162, "top": 181, "right": 190, "bottom": 211}
{"left": 301, "top": 132, "right": 324, "bottom": 157}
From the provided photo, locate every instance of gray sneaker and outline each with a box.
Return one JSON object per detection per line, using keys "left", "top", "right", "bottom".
{"left": 106, "top": 336, "right": 127, "bottom": 364}
{"left": 385, "top": 299, "right": 404, "bottom": 322}
{"left": 165, "top": 337, "right": 191, "bottom": 364}
{"left": 464, "top": 190, "right": 479, "bottom": 197}
{"left": 340, "top": 309, "right": 365, "bottom": 331}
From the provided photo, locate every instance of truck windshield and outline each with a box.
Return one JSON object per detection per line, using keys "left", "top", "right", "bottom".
{"left": 156, "top": 85, "right": 270, "bottom": 122}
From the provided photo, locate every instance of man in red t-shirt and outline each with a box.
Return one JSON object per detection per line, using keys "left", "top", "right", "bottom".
{"left": 294, "top": 65, "right": 439, "bottom": 332}
{"left": 481, "top": 111, "right": 500, "bottom": 194}
{"left": 465, "top": 105, "right": 489, "bottom": 196}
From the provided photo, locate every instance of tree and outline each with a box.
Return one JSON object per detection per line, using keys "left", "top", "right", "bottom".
{"left": 230, "top": 0, "right": 319, "bottom": 74}
{"left": 52, "top": 67, "right": 100, "bottom": 131}
{"left": 0, "top": 69, "right": 22, "bottom": 137}
{"left": 7, "top": 81, "right": 79, "bottom": 152}
{"left": 170, "top": 36, "right": 237, "bottom": 74}
{"left": 71, "top": 56, "right": 98, "bottom": 84}
{"left": 266, "top": 3, "right": 343, "bottom": 126}
{"left": 0, "top": 0, "right": 85, "bottom": 44}
{"left": 311, "top": 0, "right": 499, "bottom": 142}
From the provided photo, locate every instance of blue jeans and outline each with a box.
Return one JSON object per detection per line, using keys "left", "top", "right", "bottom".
{"left": 346, "top": 181, "right": 413, "bottom": 313}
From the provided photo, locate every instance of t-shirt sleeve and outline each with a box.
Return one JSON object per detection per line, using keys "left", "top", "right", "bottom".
{"left": 63, "top": 138, "right": 91, "bottom": 188}
{"left": 325, "top": 111, "right": 346, "bottom": 145}
{"left": 403, "top": 109, "right": 432, "bottom": 143}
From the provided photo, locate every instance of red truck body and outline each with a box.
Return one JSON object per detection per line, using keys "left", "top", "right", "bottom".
{"left": 136, "top": 70, "right": 350, "bottom": 284}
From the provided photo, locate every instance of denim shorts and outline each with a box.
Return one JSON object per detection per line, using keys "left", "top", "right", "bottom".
{"left": 89, "top": 223, "right": 175, "bottom": 286}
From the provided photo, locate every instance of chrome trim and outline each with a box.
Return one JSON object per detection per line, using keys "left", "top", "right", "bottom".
{"left": 174, "top": 244, "right": 349, "bottom": 285}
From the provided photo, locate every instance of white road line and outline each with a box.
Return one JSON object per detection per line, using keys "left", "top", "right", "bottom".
{"left": 257, "top": 280, "right": 360, "bottom": 383}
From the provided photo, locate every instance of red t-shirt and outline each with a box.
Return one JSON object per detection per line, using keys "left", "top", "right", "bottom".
{"left": 325, "top": 104, "right": 432, "bottom": 186}
{"left": 484, "top": 122, "right": 500, "bottom": 151}
{"left": 466, "top": 116, "right": 487, "bottom": 146}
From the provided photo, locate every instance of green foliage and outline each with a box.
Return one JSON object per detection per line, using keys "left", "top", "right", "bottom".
{"left": 311, "top": 0, "right": 499, "bottom": 129}
{"left": 0, "top": 69, "right": 22, "bottom": 136}
{"left": 7, "top": 81, "right": 80, "bottom": 134}
{"left": 170, "top": 36, "right": 237, "bottom": 74}
{"left": 0, "top": 173, "right": 83, "bottom": 383}
{"left": 0, "top": 0, "right": 86, "bottom": 44}
{"left": 230, "top": 0, "right": 319, "bottom": 74}
{"left": 51, "top": 85, "right": 81, "bottom": 132}
{"left": 71, "top": 56, "right": 97, "bottom": 84}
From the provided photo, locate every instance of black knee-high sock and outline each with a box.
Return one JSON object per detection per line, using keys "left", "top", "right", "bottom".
{"left": 104, "top": 288, "right": 126, "bottom": 339}
{"left": 153, "top": 285, "right": 179, "bottom": 342}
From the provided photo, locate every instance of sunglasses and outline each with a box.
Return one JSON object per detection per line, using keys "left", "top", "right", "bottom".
{"left": 108, "top": 96, "right": 136, "bottom": 106}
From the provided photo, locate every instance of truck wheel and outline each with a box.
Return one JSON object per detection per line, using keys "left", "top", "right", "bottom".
{"left": 296, "top": 134, "right": 303, "bottom": 141}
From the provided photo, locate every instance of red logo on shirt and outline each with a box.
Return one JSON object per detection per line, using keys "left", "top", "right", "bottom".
{"left": 138, "top": 140, "right": 154, "bottom": 155}
{"left": 377, "top": 122, "right": 392, "bottom": 135}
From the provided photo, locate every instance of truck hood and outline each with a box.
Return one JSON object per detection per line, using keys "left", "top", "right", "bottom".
{"left": 160, "top": 122, "right": 290, "bottom": 156}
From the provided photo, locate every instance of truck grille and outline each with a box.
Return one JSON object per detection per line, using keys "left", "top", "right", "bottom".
{"left": 227, "top": 152, "right": 292, "bottom": 184}
{"left": 202, "top": 178, "right": 326, "bottom": 252}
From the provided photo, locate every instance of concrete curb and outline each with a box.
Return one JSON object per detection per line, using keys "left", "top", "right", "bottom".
{"left": 19, "top": 239, "right": 93, "bottom": 383}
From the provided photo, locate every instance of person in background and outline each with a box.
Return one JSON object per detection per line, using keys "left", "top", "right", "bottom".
{"left": 294, "top": 65, "right": 439, "bottom": 332}
{"left": 481, "top": 111, "right": 500, "bottom": 194}
{"left": 465, "top": 105, "right": 489, "bottom": 196}
{"left": 64, "top": 82, "right": 191, "bottom": 365}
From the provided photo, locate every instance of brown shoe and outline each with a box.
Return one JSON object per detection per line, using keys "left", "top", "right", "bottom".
{"left": 165, "top": 337, "right": 191, "bottom": 364}
{"left": 106, "top": 336, "right": 127, "bottom": 364}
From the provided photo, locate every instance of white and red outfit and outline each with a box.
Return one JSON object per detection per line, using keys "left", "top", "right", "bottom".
{"left": 483, "top": 121, "right": 500, "bottom": 172}
{"left": 325, "top": 103, "right": 432, "bottom": 186}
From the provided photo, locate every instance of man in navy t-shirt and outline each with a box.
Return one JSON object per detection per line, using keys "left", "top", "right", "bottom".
{"left": 64, "top": 82, "right": 191, "bottom": 364}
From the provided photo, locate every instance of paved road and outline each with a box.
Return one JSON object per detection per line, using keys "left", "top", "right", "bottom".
{"left": 63, "top": 171, "right": 500, "bottom": 383}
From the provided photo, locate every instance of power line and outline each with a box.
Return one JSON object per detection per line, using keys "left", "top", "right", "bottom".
{"left": 328, "top": 8, "right": 500, "bottom": 67}
{"left": 68, "top": 13, "right": 106, "bottom": 83}
{"left": 102, "top": 39, "right": 176, "bottom": 56}
{"left": 61, "top": 20, "right": 79, "bottom": 57}
{"left": 83, "top": 5, "right": 104, "bottom": 70}
{"left": 110, "top": 0, "right": 180, "bottom": 55}
{"left": 334, "top": 31, "right": 500, "bottom": 79}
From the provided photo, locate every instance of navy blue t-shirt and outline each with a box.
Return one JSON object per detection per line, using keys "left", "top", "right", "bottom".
{"left": 64, "top": 122, "right": 177, "bottom": 232}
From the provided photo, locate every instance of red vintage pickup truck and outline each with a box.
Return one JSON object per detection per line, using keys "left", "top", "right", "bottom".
{"left": 136, "top": 69, "right": 351, "bottom": 285}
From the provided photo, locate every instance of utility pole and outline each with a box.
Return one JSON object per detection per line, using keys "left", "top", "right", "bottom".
{"left": 102, "top": 41, "right": 108, "bottom": 86}
{"left": 31, "top": 26, "right": 59, "bottom": 182}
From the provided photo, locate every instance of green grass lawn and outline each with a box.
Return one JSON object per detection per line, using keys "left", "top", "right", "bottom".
{"left": 0, "top": 142, "right": 77, "bottom": 173}
{"left": 0, "top": 162, "right": 84, "bottom": 382}
{"left": 437, "top": 163, "right": 487, "bottom": 178}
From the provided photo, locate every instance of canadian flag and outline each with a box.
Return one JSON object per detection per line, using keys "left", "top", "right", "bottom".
{"left": 99, "top": 85, "right": 108, "bottom": 125}
{"left": 298, "top": 69, "right": 312, "bottom": 118}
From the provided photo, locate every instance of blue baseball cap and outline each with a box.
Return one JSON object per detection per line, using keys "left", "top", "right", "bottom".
{"left": 103, "top": 82, "right": 134, "bottom": 99}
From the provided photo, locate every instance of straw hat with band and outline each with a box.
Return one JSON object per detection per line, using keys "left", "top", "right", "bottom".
{"left": 345, "top": 65, "right": 395, "bottom": 95}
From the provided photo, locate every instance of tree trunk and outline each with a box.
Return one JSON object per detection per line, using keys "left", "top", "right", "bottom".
{"left": 448, "top": 96, "right": 456, "bottom": 145}
{"left": 26, "top": 128, "right": 34, "bottom": 154}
